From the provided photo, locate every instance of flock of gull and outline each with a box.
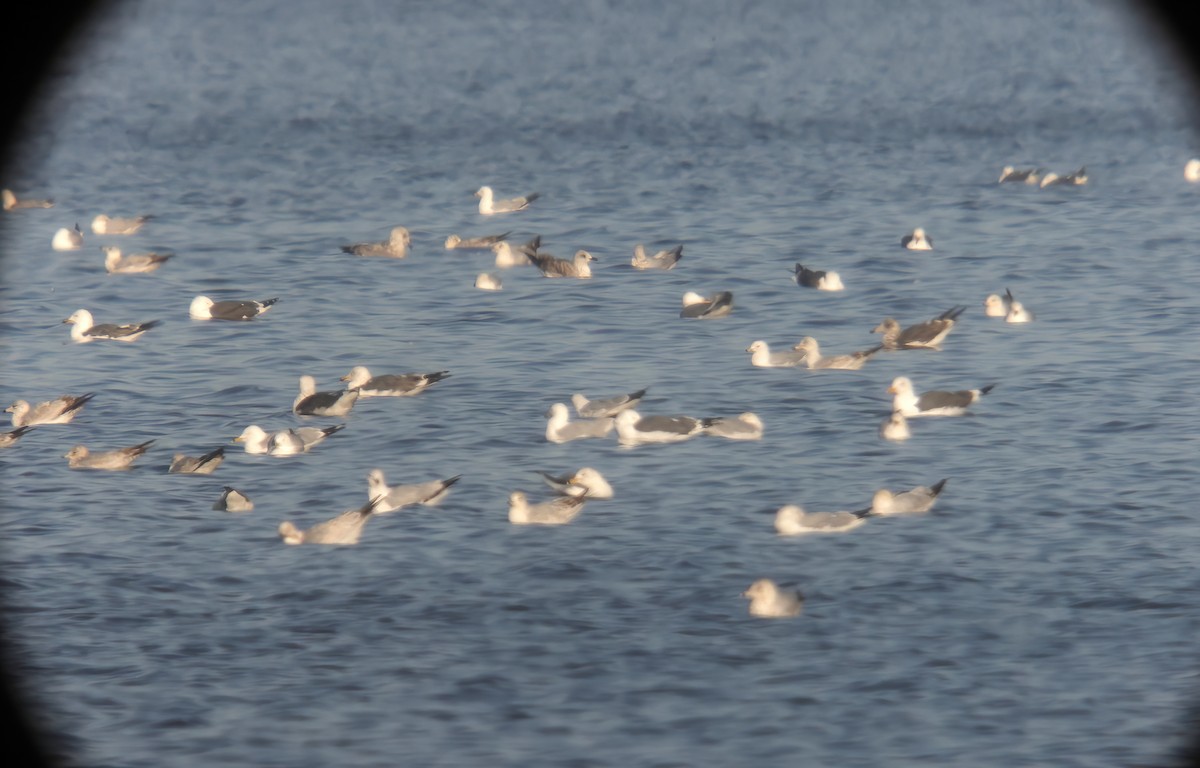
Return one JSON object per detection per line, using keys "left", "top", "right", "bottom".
{"left": 0, "top": 158, "right": 1134, "bottom": 617}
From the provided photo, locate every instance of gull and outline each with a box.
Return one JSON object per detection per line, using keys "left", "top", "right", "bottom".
{"left": 1003, "top": 288, "right": 1034, "bottom": 323}
{"left": 530, "top": 249, "right": 596, "bottom": 278}
{"left": 475, "top": 273, "right": 502, "bottom": 291}
{"left": 340, "top": 226, "right": 410, "bottom": 257}
{"left": 774, "top": 504, "right": 869, "bottom": 535}
{"left": 476, "top": 186, "right": 540, "bottom": 215}
{"left": 545, "top": 402, "right": 614, "bottom": 443}
{"left": 279, "top": 496, "right": 384, "bottom": 545}
{"left": 901, "top": 227, "right": 933, "bottom": 250}
{"left": 168, "top": 446, "right": 226, "bottom": 475}
{"left": 64, "top": 439, "right": 154, "bottom": 470}
{"left": 535, "top": 467, "right": 614, "bottom": 500}
{"left": 103, "top": 246, "right": 172, "bottom": 274}
{"left": 189, "top": 295, "right": 278, "bottom": 320}
{"left": 879, "top": 411, "right": 911, "bottom": 442}
{"left": 680, "top": 290, "right": 733, "bottom": 319}
{"left": 445, "top": 232, "right": 510, "bottom": 249}
{"left": 614, "top": 409, "right": 703, "bottom": 446}
{"left": 63, "top": 309, "right": 158, "bottom": 343}
{"left": 631, "top": 243, "right": 683, "bottom": 270}
{"left": 6, "top": 392, "right": 93, "bottom": 427}
{"left": 365, "top": 468, "right": 462, "bottom": 512}
{"left": 1040, "top": 167, "right": 1087, "bottom": 187}
{"left": 1186, "top": 159, "right": 1200, "bottom": 183}
{"left": 293, "top": 375, "right": 359, "bottom": 417}
{"left": 983, "top": 293, "right": 1008, "bottom": 317}
{"left": 746, "top": 340, "right": 807, "bottom": 368}
{"left": 700, "top": 412, "right": 763, "bottom": 440}
{"left": 742, "top": 579, "right": 803, "bottom": 618}
{"left": 872, "top": 306, "right": 965, "bottom": 349}
{"left": 998, "top": 166, "right": 1044, "bottom": 184}
{"left": 793, "top": 263, "right": 844, "bottom": 291}
{"left": 571, "top": 387, "right": 647, "bottom": 418}
{"left": 2, "top": 189, "right": 53, "bottom": 210}
{"left": 866, "top": 479, "right": 948, "bottom": 516}
{"left": 888, "top": 376, "right": 994, "bottom": 417}
{"left": 507, "top": 490, "right": 586, "bottom": 525}
{"left": 91, "top": 213, "right": 151, "bottom": 235}
{"left": 491, "top": 238, "right": 537, "bottom": 267}
{"left": 51, "top": 223, "right": 83, "bottom": 251}
{"left": 0, "top": 426, "right": 34, "bottom": 448}
{"left": 339, "top": 366, "right": 450, "bottom": 397}
{"left": 213, "top": 486, "right": 254, "bottom": 512}
{"left": 234, "top": 424, "right": 344, "bottom": 455}
{"left": 793, "top": 336, "right": 883, "bottom": 370}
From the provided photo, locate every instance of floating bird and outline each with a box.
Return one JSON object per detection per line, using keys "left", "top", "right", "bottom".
{"left": 679, "top": 290, "right": 733, "bottom": 319}
{"left": 213, "top": 486, "right": 254, "bottom": 512}
{"left": 614, "top": 409, "right": 703, "bottom": 446}
{"left": 366, "top": 468, "right": 461, "bottom": 512}
{"left": 631, "top": 243, "right": 683, "bottom": 270}
{"left": 340, "top": 226, "right": 410, "bottom": 257}
{"left": 234, "top": 424, "right": 344, "bottom": 455}
{"left": 872, "top": 306, "right": 965, "bottom": 350}
{"left": 901, "top": 227, "right": 932, "bottom": 250}
{"left": 1040, "top": 167, "right": 1087, "bottom": 187}
{"left": 103, "top": 246, "right": 172, "bottom": 274}
{"left": 742, "top": 579, "right": 803, "bottom": 618}
{"left": 1186, "top": 159, "right": 1200, "bottom": 183}
{"left": 51, "top": 223, "right": 83, "bottom": 251}
{"left": 6, "top": 392, "right": 93, "bottom": 427}
{"left": 91, "top": 213, "right": 150, "bottom": 235}
{"left": 774, "top": 505, "right": 869, "bottom": 535}
{"left": 189, "top": 295, "right": 278, "bottom": 321}
{"left": 545, "top": 402, "right": 614, "bottom": 443}
{"left": 64, "top": 440, "right": 154, "bottom": 470}
{"left": 293, "top": 375, "right": 359, "bottom": 417}
{"left": 866, "top": 479, "right": 948, "bottom": 516}
{"left": 475, "top": 273, "right": 502, "bottom": 291}
{"left": 168, "top": 446, "right": 226, "bottom": 475}
{"left": 0, "top": 426, "right": 34, "bottom": 448}
{"left": 879, "top": 411, "right": 911, "bottom": 442}
{"left": 700, "top": 412, "right": 763, "bottom": 440}
{"left": 445, "top": 232, "right": 510, "bottom": 249}
{"left": 746, "top": 340, "right": 808, "bottom": 368}
{"left": 983, "top": 293, "right": 1008, "bottom": 317}
{"left": 340, "top": 366, "right": 450, "bottom": 397}
{"left": 63, "top": 309, "right": 158, "bottom": 343}
{"left": 998, "top": 166, "right": 1043, "bottom": 184}
{"left": 2, "top": 189, "right": 53, "bottom": 210}
{"left": 535, "top": 467, "right": 614, "bottom": 500}
{"left": 793, "top": 336, "right": 882, "bottom": 370}
{"left": 793, "top": 263, "right": 844, "bottom": 291}
{"left": 1003, "top": 288, "right": 1034, "bottom": 323}
{"left": 888, "top": 376, "right": 994, "bottom": 417}
{"left": 279, "top": 496, "right": 384, "bottom": 545}
{"left": 507, "top": 490, "right": 586, "bottom": 525}
{"left": 530, "top": 249, "right": 596, "bottom": 278}
{"left": 491, "top": 237, "right": 538, "bottom": 267}
{"left": 476, "top": 186, "right": 539, "bottom": 214}
{"left": 571, "top": 387, "right": 647, "bottom": 418}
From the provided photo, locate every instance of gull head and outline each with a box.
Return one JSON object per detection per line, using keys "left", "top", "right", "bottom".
{"left": 887, "top": 376, "right": 913, "bottom": 396}
{"left": 278, "top": 521, "right": 304, "bottom": 545}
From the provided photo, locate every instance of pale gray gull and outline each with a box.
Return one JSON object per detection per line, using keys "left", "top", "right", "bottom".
{"left": 91, "top": 213, "right": 150, "bottom": 235}
{"left": 998, "top": 166, "right": 1044, "bottom": 184}
{"left": 446, "top": 232, "right": 510, "bottom": 249}
{"left": 340, "top": 226, "right": 410, "bottom": 257}
{"left": 476, "top": 186, "right": 540, "bottom": 215}
{"left": 746, "top": 340, "right": 807, "bottom": 368}
{"left": 234, "top": 424, "right": 344, "bottom": 455}
{"left": 64, "top": 309, "right": 158, "bottom": 343}
{"left": 879, "top": 411, "right": 911, "bottom": 442}
{"left": 491, "top": 239, "right": 536, "bottom": 267}
{"left": 545, "top": 402, "right": 614, "bottom": 443}
{"left": 530, "top": 249, "right": 596, "bottom": 278}
{"left": 1003, "top": 288, "right": 1034, "bottom": 323}
{"left": 2, "top": 189, "right": 53, "bottom": 210}
{"left": 64, "top": 439, "right": 154, "bottom": 470}
{"left": 1186, "top": 159, "right": 1200, "bottom": 183}
{"left": 508, "top": 490, "right": 586, "bottom": 525}
{"left": 279, "top": 496, "right": 384, "bottom": 545}
{"left": 793, "top": 263, "right": 844, "bottom": 291}
{"left": 51, "top": 223, "right": 83, "bottom": 251}
{"left": 293, "top": 375, "right": 359, "bottom": 417}
{"left": 901, "top": 227, "right": 933, "bottom": 250}
{"left": 168, "top": 446, "right": 225, "bottom": 475}
{"left": 700, "top": 412, "right": 763, "bottom": 440}
{"left": 793, "top": 336, "right": 882, "bottom": 370}
{"left": 571, "top": 387, "right": 646, "bottom": 418}
{"left": 103, "top": 246, "right": 172, "bottom": 274}
{"left": 340, "top": 366, "right": 450, "bottom": 397}
{"left": 7, "top": 392, "right": 93, "bottom": 426}
{"left": 614, "top": 409, "right": 703, "bottom": 446}
{"left": 872, "top": 306, "right": 965, "bottom": 349}
{"left": 983, "top": 293, "right": 1008, "bottom": 317}
{"left": 366, "top": 468, "right": 461, "bottom": 513}
{"left": 680, "top": 290, "right": 733, "bottom": 319}
{"left": 475, "top": 272, "right": 503, "bottom": 291}
{"left": 0, "top": 426, "right": 34, "bottom": 448}
{"left": 631, "top": 243, "right": 683, "bottom": 270}
{"left": 742, "top": 579, "right": 804, "bottom": 619}
{"left": 189, "top": 295, "right": 278, "bottom": 320}
{"left": 1040, "top": 167, "right": 1087, "bottom": 187}
{"left": 866, "top": 479, "right": 948, "bottom": 516}
{"left": 536, "top": 467, "right": 614, "bottom": 500}
{"left": 888, "top": 376, "right": 994, "bottom": 417}
{"left": 774, "top": 504, "right": 869, "bottom": 535}
{"left": 213, "top": 486, "right": 254, "bottom": 512}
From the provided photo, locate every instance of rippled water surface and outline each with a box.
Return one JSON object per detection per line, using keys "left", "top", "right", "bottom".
{"left": 2, "top": 1, "right": 1199, "bottom": 766}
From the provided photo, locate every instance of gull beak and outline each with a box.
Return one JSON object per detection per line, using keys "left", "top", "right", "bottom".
{"left": 887, "top": 385, "right": 897, "bottom": 394}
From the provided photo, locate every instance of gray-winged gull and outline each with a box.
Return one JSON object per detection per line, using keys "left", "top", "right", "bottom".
{"left": 168, "top": 446, "right": 225, "bottom": 475}
{"left": 545, "top": 402, "right": 614, "bottom": 443}
{"left": 103, "top": 246, "right": 172, "bottom": 274}
{"left": 774, "top": 504, "right": 869, "bottom": 535}
{"left": 998, "top": 166, "right": 1044, "bottom": 184}
{"left": 340, "top": 226, "right": 410, "bottom": 257}
{"left": 234, "top": 424, "right": 344, "bottom": 456}
{"left": 746, "top": 340, "right": 807, "bottom": 368}
{"left": 64, "top": 309, "right": 158, "bottom": 343}
{"left": 51, "top": 224, "right": 83, "bottom": 251}
{"left": 866, "top": 479, "right": 947, "bottom": 516}
{"left": 530, "top": 249, "right": 596, "bottom": 278}
{"left": 614, "top": 409, "right": 703, "bottom": 446}
{"left": 491, "top": 238, "right": 537, "bottom": 267}
{"left": 2, "top": 189, "right": 53, "bottom": 210}
{"left": 508, "top": 490, "right": 586, "bottom": 525}
{"left": 631, "top": 243, "right": 683, "bottom": 270}
{"left": 872, "top": 306, "right": 965, "bottom": 349}
{"left": 7, "top": 392, "right": 93, "bottom": 426}
{"left": 64, "top": 440, "right": 154, "bottom": 470}
{"left": 476, "top": 186, "right": 540, "bottom": 215}
{"left": 793, "top": 336, "right": 882, "bottom": 370}
{"left": 571, "top": 388, "right": 646, "bottom": 418}
{"left": 293, "top": 375, "right": 359, "bottom": 417}
{"left": 1040, "top": 167, "right": 1087, "bottom": 187}
{"left": 983, "top": 293, "right": 1007, "bottom": 317}
{"left": 189, "top": 295, "right": 278, "bottom": 320}
{"left": 680, "top": 290, "right": 733, "bottom": 319}
{"left": 888, "top": 376, "right": 994, "bottom": 417}
{"left": 742, "top": 579, "right": 804, "bottom": 618}
{"left": 535, "top": 467, "right": 614, "bottom": 500}
{"left": 340, "top": 366, "right": 450, "bottom": 397}
{"left": 793, "top": 263, "right": 844, "bottom": 291}
{"left": 91, "top": 214, "right": 151, "bottom": 235}
{"left": 279, "top": 496, "right": 384, "bottom": 545}
{"left": 446, "top": 232, "right": 510, "bottom": 249}
{"left": 213, "top": 486, "right": 254, "bottom": 512}
{"left": 366, "top": 468, "right": 462, "bottom": 513}
{"left": 1003, "top": 288, "right": 1034, "bottom": 323}
{"left": 700, "top": 412, "right": 763, "bottom": 440}
{"left": 901, "top": 227, "right": 933, "bottom": 250}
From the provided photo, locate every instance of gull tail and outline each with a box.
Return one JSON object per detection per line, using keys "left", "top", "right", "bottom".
{"left": 929, "top": 479, "right": 948, "bottom": 497}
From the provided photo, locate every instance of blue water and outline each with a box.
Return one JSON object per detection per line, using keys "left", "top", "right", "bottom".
{"left": 2, "top": 1, "right": 1199, "bottom": 766}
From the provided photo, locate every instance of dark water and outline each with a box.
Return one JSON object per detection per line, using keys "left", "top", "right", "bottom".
{"left": 2, "top": 1, "right": 1199, "bottom": 765}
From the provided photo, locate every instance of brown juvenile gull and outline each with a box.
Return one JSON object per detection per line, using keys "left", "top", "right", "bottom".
{"left": 476, "top": 186, "right": 540, "bottom": 214}
{"left": 793, "top": 263, "right": 844, "bottom": 291}
{"left": 168, "top": 446, "right": 226, "bottom": 475}
{"left": 900, "top": 227, "right": 933, "bottom": 250}
{"left": 571, "top": 387, "right": 647, "bottom": 418}
{"left": 64, "top": 440, "right": 154, "bottom": 470}
{"left": 278, "top": 496, "right": 384, "bottom": 545}
{"left": 888, "top": 376, "right": 994, "bottom": 417}
{"left": 91, "top": 213, "right": 151, "bottom": 235}
{"left": 340, "top": 226, "right": 410, "bottom": 257}
{"left": 998, "top": 166, "right": 1044, "bottom": 184}
{"left": 864, "top": 479, "right": 948, "bottom": 516}
{"left": 64, "top": 309, "right": 158, "bottom": 343}
{"left": 535, "top": 467, "right": 614, "bottom": 500}
{"left": 189, "top": 295, "right": 278, "bottom": 320}
{"left": 51, "top": 223, "right": 83, "bottom": 251}
{"left": 680, "top": 290, "right": 733, "bottom": 319}
{"left": 742, "top": 579, "right": 804, "bottom": 619}
{"left": 103, "top": 246, "right": 172, "bottom": 274}
{"left": 700, "top": 412, "right": 763, "bottom": 440}
{"left": 774, "top": 504, "right": 869, "bottom": 535}
{"left": 530, "top": 249, "right": 596, "bottom": 278}
{"left": 339, "top": 366, "right": 450, "bottom": 397}
{"left": 234, "top": 424, "right": 344, "bottom": 456}
{"left": 614, "top": 409, "right": 703, "bottom": 446}
{"left": 445, "top": 232, "right": 509, "bottom": 249}
{"left": 746, "top": 340, "right": 807, "bottom": 368}
{"left": 793, "top": 336, "right": 883, "bottom": 370}
{"left": 545, "top": 402, "right": 614, "bottom": 443}
{"left": 0, "top": 426, "right": 34, "bottom": 448}
{"left": 872, "top": 306, "right": 965, "bottom": 350}
{"left": 508, "top": 490, "right": 586, "bottom": 525}
{"left": 366, "top": 468, "right": 462, "bottom": 513}
{"left": 7, "top": 392, "right": 93, "bottom": 427}
{"left": 631, "top": 243, "right": 683, "bottom": 270}
{"left": 2, "top": 189, "right": 54, "bottom": 210}
{"left": 293, "top": 375, "right": 359, "bottom": 417}
{"left": 213, "top": 486, "right": 254, "bottom": 512}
